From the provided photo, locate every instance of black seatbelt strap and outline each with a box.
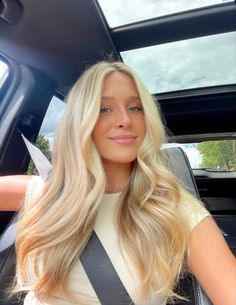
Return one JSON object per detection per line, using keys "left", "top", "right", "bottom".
{"left": 81, "top": 231, "right": 135, "bottom": 305}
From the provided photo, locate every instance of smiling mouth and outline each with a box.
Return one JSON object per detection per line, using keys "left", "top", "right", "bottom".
{"left": 109, "top": 136, "right": 137, "bottom": 144}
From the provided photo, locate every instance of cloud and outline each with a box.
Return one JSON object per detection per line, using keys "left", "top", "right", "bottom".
{"left": 98, "top": 0, "right": 236, "bottom": 94}
{"left": 183, "top": 145, "right": 202, "bottom": 168}
{"left": 98, "top": 0, "right": 233, "bottom": 27}
{"left": 39, "top": 96, "right": 65, "bottom": 148}
{"left": 121, "top": 32, "right": 236, "bottom": 93}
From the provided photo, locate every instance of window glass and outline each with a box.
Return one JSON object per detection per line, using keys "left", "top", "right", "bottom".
{"left": 0, "top": 60, "right": 9, "bottom": 89}
{"left": 164, "top": 140, "right": 236, "bottom": 172}
{"left": 97, "top": 0, "right": 233, "bottom": 27}
{"left": 121, "top": 32, "right": 236, "bottom": 94}
{"left": 28, "top": 96, "right": 65, "bottom": 174}
{"left": 39, "top": 96, "right": 65, "bottom": 150}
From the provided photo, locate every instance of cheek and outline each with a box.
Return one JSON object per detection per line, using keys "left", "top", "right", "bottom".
{"left": 92, "top": 120, "right": 106, "bottom": 146}
{"left": 92, "top": 126, "right": 100, "bottom": 146}
{"left": 139, "top": 117, "right": 146, "bottom": 138}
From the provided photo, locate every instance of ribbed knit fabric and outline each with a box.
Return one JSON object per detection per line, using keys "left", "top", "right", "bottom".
{"left": 23, "top": 176, "right": 210, "bottom": 305}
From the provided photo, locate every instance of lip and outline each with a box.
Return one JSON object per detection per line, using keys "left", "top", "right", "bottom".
{"left": 109, "top": 135, "right": 137, "bottom": 144}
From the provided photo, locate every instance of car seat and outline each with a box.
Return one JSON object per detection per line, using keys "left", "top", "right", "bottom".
{"left": 165, "top": 147, "right": 213, "bottom": 305}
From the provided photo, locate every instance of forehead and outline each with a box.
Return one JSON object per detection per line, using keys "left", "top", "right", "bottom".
{"left": 102, "top": 71, "right": 138, "bottom": 93}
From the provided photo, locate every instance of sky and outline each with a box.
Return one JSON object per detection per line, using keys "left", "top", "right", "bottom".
{"left": 163, "top": 143, "right": 202, "bottom": 168}
{"left": 98, "top": 0, "right": 233, "bottom": 27}
{"left": 98, "top": 0, "right": 236, "bottom": 94}
{"left": 121, "top": 31, "right": 236, "bottom": 94}
{"left": 0, "top": 0, "right": 235, "bottom": 168}
{"left": 39, "top": 96, "right": 65, "bottom": 150}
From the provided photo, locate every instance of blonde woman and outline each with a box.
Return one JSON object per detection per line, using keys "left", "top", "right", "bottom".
{"left": 0, "top": 61, "right": 235, "bottom": 305}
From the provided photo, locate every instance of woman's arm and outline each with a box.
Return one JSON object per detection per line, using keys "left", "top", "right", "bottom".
{"left": 189, "top": 216, "right": 236, "bottom": 305}
{"left": 0, "top": 175, "right": 32, "bottom": 211}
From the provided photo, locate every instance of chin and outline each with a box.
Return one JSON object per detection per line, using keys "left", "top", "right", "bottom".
{"left": 102, "top": 156, "right": 137, "bottom": 166}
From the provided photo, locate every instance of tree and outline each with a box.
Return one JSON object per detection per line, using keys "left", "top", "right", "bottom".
{"left": 27, "top": 134, "right": 51, "bottom": 174}
{"left": 197, "top": 140, "right": 236, "bottom": 171}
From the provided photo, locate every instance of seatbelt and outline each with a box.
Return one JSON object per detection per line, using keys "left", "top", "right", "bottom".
{"left": 81, "top": 231, "right": 134, "bottom": 305}
{"left": 21, "top": 134, "right": 135, "bottom": 305}
{"left": 0, "top": 218, "right": 134, "bottom": 305}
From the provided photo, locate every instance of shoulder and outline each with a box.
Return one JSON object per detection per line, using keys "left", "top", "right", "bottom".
{"left": 178, "top": 198, "right": 211, "bottom": 231}
{"left": 24, "top": 175, "right": 45, "bottom": 207}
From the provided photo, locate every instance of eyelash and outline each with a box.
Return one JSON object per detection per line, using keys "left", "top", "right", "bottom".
{"left": 100, "top": 106, "right": 143, "bottom": 113}
{"left": 129, "top": 106, "right": 143, "bottom": 112}
{"left": 100, "top": 107, "right": 111, "bottom": 113}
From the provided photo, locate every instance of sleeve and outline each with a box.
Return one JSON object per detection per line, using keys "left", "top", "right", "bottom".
{"left": 24, "top": 175, "right": 45, "bottom": 208}
{"left": 178, "top": 199, "right": 211, "bottom": 231}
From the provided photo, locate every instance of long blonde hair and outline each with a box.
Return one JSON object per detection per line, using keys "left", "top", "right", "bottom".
{"left": 15, "top": 61, "right": 198, "bottom": 302}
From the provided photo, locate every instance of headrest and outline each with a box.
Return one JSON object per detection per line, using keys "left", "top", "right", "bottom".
{"left": 164, "top": 147, "right": 200, "bottom": 199}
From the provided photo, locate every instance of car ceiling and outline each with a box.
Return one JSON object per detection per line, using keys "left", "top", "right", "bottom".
{"left": 0, "top": 0, "right": 119, "bottom": 94}
{"left": 0, "top": 0, "right": 236, "bottom": 136}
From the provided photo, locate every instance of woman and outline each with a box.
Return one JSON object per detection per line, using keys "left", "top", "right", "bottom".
{"left": 0, "top": 61, "right": 235, "bottom": 305}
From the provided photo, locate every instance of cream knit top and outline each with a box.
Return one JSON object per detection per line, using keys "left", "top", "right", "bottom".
{"left": 23, "top": 176, "right": 210, "bottom": 305}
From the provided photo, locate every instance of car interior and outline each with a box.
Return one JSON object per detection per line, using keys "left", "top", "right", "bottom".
{"left": 0, "top": 1, "right": 235, "bottom": 304}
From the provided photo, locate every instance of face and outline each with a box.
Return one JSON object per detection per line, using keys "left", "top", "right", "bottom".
{"left": 92, "top": 71, "right": 146, "bottom": 168}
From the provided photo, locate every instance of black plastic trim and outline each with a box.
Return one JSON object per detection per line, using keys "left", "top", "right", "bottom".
{"left": 111, "top": 2, "right": 236, "bottom": 51}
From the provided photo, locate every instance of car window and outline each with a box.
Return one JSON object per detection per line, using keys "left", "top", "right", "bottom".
{"left": 164, "top": 140, "right": 236, "bottom": 172}
{"left": 0, "top": 59, "right": 9, "bottom": 90}
{"left": 121, "top": 31, "right": 236, "bottom": 94}
{"left": 98, "top": 0, "right": 234, "bottom": 27}
{"left": 28, "top": 96, "right": 65, "bottom": 174}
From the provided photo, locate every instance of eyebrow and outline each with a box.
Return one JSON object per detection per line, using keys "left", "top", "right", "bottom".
{"left": 101, "top": 96, "right": 141, "bottom": 100}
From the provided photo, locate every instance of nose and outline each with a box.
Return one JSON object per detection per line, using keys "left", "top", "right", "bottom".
{"left": 115, "top": 108, "right": 131, "bottom": 129}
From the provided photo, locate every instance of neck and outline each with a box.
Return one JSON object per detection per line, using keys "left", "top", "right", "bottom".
{"left": 103, "top": 161, "right": 132, "bottom": 193}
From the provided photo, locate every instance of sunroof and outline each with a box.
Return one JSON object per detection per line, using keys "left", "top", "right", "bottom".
{"left": 97, "top": 0, "right": 234, "bottom": 28}
{"left": 121, "top": 31, "right": 236, "bottom": 94}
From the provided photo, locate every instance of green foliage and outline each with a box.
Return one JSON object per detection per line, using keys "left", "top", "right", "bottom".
{"left": 27, "top": 134, "right": 51, "bottom": 175}
{"left": 197, "top": 140, "right": 236, "bottom": 171}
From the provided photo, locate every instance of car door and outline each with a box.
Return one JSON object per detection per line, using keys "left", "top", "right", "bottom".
{"left": 0, "top": 55, "right": 56, "bottom": 234}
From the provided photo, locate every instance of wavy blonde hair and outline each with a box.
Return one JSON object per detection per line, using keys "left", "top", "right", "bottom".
{"left": 15, "top": 61, "right": 199, "bottom": 302}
